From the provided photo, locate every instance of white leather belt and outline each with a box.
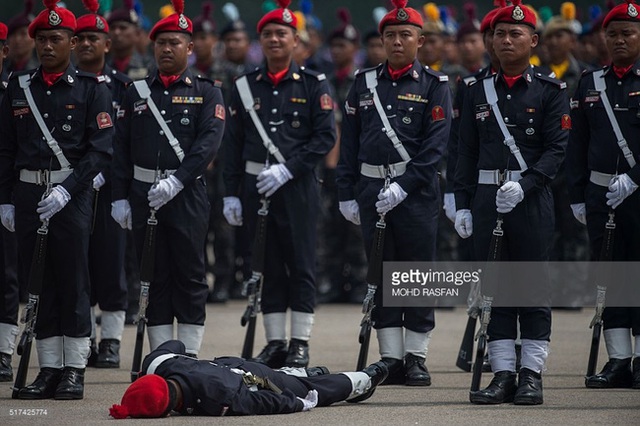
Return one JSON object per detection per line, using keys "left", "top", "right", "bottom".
{"left": 360, "top": 161, "right": 408, "bottom": 179}
{"left": 590, "top": 171, "right": 616, "bottom": 187}
{"left": 478, "top": 169, "right": 522, "bottom": 185}
{"left": 245, "top": 161, "right": 266, "bottom": 176}
{"left": 133, "top": 165, "right": 177, "bottom": 183}
{"left": 19, "top": 169, "right": 73, "bottom": 185}
{"left": 146, "top": 353, "right": 179, "bottom": 375}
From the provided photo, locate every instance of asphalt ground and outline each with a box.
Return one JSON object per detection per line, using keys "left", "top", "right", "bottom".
{"left": 1, "top": 303, "right": 638, "bottom": 425}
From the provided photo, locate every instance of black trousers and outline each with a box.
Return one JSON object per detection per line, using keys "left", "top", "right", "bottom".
{"left": 130, "top": 179, "right": 210, "bottom": 326}
{"left": 14, "top": 182, "right": 92, "bottom": 338}
{"left": 243, "top": 172, "right": 318, "bottom": 314}
{"left": 0, "top": 226, "right": 19, "bottom": 325}
{"left": 586, "top": 183, "right": 640, "bottom": 334}
{"left": 472, "top": 184, "right": 554, "bottom": 342}
{"left": 88, "top": 182, "right": 128, "bottom": 311}
{"left": 357, "top": 177, "right": 437, "bottom": 333}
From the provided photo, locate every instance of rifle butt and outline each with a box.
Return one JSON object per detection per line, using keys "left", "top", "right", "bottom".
{"left": 456, "top": 316, "right": 477, "bottom": 372}
{"left": 12, "top": 338, "right": 32, "bottom": 399}
{"left": 470, "top": 335, "right": 486, "bottom": 392}
{"left": 241, "top": 316, "right": 256, "bottom": 359}
{"left": 356, "top": 322, "right": 371, "bottom": 371}
{"left": 130, "top": 320, "right": 146, "bottom": 383}
{"left": 586, "top": 323, "right": 602, "bottom": 378}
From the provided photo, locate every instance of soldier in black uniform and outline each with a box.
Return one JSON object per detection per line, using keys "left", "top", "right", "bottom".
{"left": 3, "top": 1, "right": 39, "bottom": 75}
{"left": 0, "top": 1, "right": 114, "bottom": 399}
{"left": 567, "top": 2, "right": 640, "bottom": 389}
{"left": 111, "top": 0, "right": 225, "bottom": 356}
{"left": 454, "top": 1, "right": 570, "bottom": 405}
{"left": 223, "top": 0, "right": 336, "bottom": 369}
{"left": 337, "top": 0, "right": 451, "bottom": 386}
{"left": 74, "top": 0, "right": 131, "bottom": 370}
{"left": 107, "top": 0, "right": 150, "bottom": 81}
{"left": 108, "top": 339, "right": 388, "bottom": 418}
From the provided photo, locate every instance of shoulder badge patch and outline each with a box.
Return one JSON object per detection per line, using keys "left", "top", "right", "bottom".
{"left": 432, "top": 105, "right": 445, "bottom": 122}
{"left": 215, "top": 104, "right": 225, "bottom": 120}
{"left": 97, "top": 112, "right": 113, "bottom": 129}
{"left": 561, "top": 114, "right": 572, "bottom": 130}
{"left": 320, "top": 93, "right": 333, "bottom": 110}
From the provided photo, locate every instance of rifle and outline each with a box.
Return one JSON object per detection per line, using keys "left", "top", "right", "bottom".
{"left": 130, "top": 167, "right": 160, "bottom": 382}
{"left": 12, "top": 171, "right": 52, "bottom": 399}
{"left": 585, "top": 210, "right": 615, "bottom": 379}
{"left": 240, "top": 165, "right": 270, "bottom": 359}
{"left": 356, "top": 171, "right": 391, "bottom": 371}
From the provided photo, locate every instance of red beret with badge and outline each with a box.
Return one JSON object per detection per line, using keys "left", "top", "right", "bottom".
{"left": 28, "top": 0, "right": 77, "bottom": 39}
{"left": 490, "top": 0, "right": 537, "bottom": 30}
{"left": 0, "top": 22, "right": 7, "bottom": 42}
{"left": 109, "top": 374, "right": 172, "bottom": 419}
{"left": 149, "top": 0, "right": 193, "bottom": 41}
{"left": 603, "top": 0, "right": 640, "bottom": 28}
{"left": 107, "top": 0, "right": 139, "bottom": 26}
{"left": 480, "top": 0, "right": 506, "bottom": 33}
{"left": 379, "top": 0, "right": 424, "bottom": 34}
{"left": 76, "top": 0, "right": 109, "bottom": 34}
{"left": 257, "top": 0, "right": 298, "bottom": 34}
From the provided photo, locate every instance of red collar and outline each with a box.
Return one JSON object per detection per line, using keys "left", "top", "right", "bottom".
{"left": 387, "top": 63, "right": 414, "bottom": 81}
{"left": 41, "top": 70, "right": 64, "bottom": 87}
{"left": 613, "top": 64, "right": 634, "bottom": 79}
{"left": 267, "top": 67, "right": 289, "bottom": 86}
{"left": 502, "top": 73, "right": 522, "bottom": 89}
{"left": 335, "top": 66, "right": 351, "bottom": 84}
{"left": 159, "top": 74, "right": 180, "bottom": 88}
{"left": 113, "top": 56, "right": 131, "bottom": 73}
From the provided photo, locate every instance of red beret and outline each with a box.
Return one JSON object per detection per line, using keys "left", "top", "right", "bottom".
{"left": 76, "top": 0, "right": 109, "bottom": 34}
{"left": 603, "top": 0, "right": 640, "bottom": 28}
{"left": 28, "top": 0, "right": 77, "bottom": 39}
{"left": 328, "top": 8, "right": 359, "bottom": 43}
{"left": 192, "top": 1, "right": 216, "bottom": 34}
{"left": 379, "top": 0, "right": 424, "bottom": 34}
{"left": 491, "top": 0, "right": 537, "bottom": 30}
{"left": 257, "top": 0, "right": 298, "bottom": 34}
{"left": 107, "top": 0, "right": 139, "bottom": 26}
{"left": 7, "top": 0, "right": 35, "bottom": 36}
{"left": 0, "top": 23, "right": 7, "bottom": 41}
{"left": 109, "top": 374, "right": 171, "bottom": 419}
{"left": 149, "top": 0, "right": 193, "bottom": 41}
{"left": 480, "top": 0, "right": 507, "bottom": 33}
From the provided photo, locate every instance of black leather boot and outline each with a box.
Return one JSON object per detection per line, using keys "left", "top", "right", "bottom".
{"left": 251, "top": 340, "right": 288, "bottom": 368}
{"left": 469, "top": 371, "right": 517, "bottom": 404}
{"left": 514, "top": 368, "right": 544, "bottom": 405}
{"left": 0, "top": 352, "right": 13, "bottom": 382}
{"left": 405, "top": 353, "right": 431, "bottom": 386}
{"left": 585, "top": 358, "right": 633, "bottom": 388}
{"left": 632, "top": 358, "right": 640, "bottom": 389}
{"left": 96, "top": 339, "right": 120, "bottom": 368}
{"left": 54, "top": 367, "right": 85, "bottom": 400}
{"left": 347, "top": 361, "right": 389, "bottom": 403}
{"left": 284, "top": 339, "right": 309, "bottom": 368}
{"left": 17, "top": 368, "right": 63, "bottom": 399}
{"left": 379, "top": 357, "right": 404, "bottom": 385}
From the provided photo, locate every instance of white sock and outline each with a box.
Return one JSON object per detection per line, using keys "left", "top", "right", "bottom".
{"left": 604, "top": 328, "right": 632, "bottom": 359}
{"left": 177, "top": 323, "right": 205, "bottom": 355}
{"left": 100, "top": 310, "right": 126, "bottom": 341}
{"left": 377, "top": 327, "right": 403, "bottom": 360}
{"left": 147, "top": 324, "right": 174, "bottom": 351}
{"left": 290, "top": 311, "right": 314, "bottom": 341}
{"left": 520, "top": 339, "right": 549, "bottom": 374}
{"left": 488, "top": 339, "right": 516, "bottom": 373}
{"left": 63, "top": 336, "right": 91, "bottom": 369}
{"left": 404, "top": 329, "right": 431, "bottom": 358}
{"left": 263, "top": 312, "right": 287, "bottom": 341}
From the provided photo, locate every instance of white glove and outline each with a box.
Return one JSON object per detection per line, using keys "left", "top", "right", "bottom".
{"left": 0, "top": 204, "right": 15, "bottom": 232}
{"left": 111, "top": 199, "right": 132, "bottom": 230}
{"left": 256, "top": 164, "right": 293, "bottom": 197}
{"left": 297, "top": 389, "right": 318, "bottom": 412}
{"left": 495, "top": 181, "right": 524, "bottom": 214}
{"left": 147, "top": 175, "right": 184, "bottom": 209}
{"left": 454, "top": 209, "right": 473, "bottom": 238}
{"left": 443, "top": 193, "right": 456, "bottom": 223}
{"left": 570, "top": 203, "right": 586, "bottom": 225}
{"left": 339, "top": 200, "right": 361, "bottom": 225}
{"left": 223, "top": 196, "right": 243, "bottom": 226}
{"left": 93, "top": 172, "right": 106, "bottom": 190}
{"left": 36, "top": 186, "right": 71, "bottom": 220}
{"left": 606, "top": 173, "right": 638, "bottom": 209}
{"left": 375, "top": 182, "right": 408, "bottom": 214}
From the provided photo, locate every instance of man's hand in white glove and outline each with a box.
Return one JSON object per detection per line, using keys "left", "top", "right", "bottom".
{"left": 570, "top": 203, "right": 586, "bottom": 225}
{"left": 297, "top": 389, "right": 318, "bottom": 412}
{"left": 454, "top": 209, "right": 473, "bottom": 238}
{"left": 495, "top": 181, "right": 524, "bottom": 214}
{"left": 93, "top": 172, "right": 106, "bottom": 190}
{"left": 37, "top": 186, "right": 71, "bottom": 221}
{"left": 0, "top": 204, "right": 15, "bottom": 232}
{"left": 375, "top": 182, "right": 408, "bottom": 214}
{"left": 443, "top": 193, "right": 456, "bottom": 223}
{"left": 111, "top": 199, "right": 132, "bottom": 230}
{"left": 606, "top": 174, "right": 638, "bottom": 209}
{"left": 256, "top": 164, "right": 293, "bottom": 197}
{"left": 148, "top": 175, "right": 184, "bottom": 209}
{"left": 339, "top": 200, "right": 361, "bottom": 225}
{"left": 223, "top": 196, "right": 243, "bottom": 226}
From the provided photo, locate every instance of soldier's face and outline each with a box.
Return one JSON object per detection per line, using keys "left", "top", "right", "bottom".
{"left": 458, "top": 32, "right": 485, "bottom": 65}
{"left": 193, "top": 32, "right": 217, "bottom": 61}
{"left": 417, "top": 32, "right": 441, "bottom": 66}
{"left": 366, "top": 37, "right": 386, "bottom": 66}
{"left": 383, "top": 25, "right": 424, "bottom": 69}
{"left": 109, "top": 21, "right": 138, "bottom": 51}
{"left": 75, "top": 32, "right": 111, "bottom": 66}
{"left": 8, "top": 27, "right": 34, "bottom": 59}
{"left": 544, "top": 30, "right": 575, "bottom": 64}
{"left": 329, "top": 38, "right": 358, "bottom": 68}
{"left": 154, "top": 32, "right": 193, "bottom": 75}
{"left": 483, "top": 30, "right": 498, "bottom": 64}
{"left": 605, "top": 21, "right": 640, "bottom": 67}
{"left": 493, "top": 23, "right": 538, "bottom": 65}
{"left": 259, "top": 24, "right": 298, "bottom": 63}
{"left": 223, "top": 31, "right": 250, "bottom": 64}
{"left": 34, "top": 29, "right": 76, "bottom": 73}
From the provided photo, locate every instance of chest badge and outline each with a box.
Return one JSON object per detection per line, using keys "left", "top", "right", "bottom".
{"left": 402, "top": 116, "right": 412, "bottom": 124}
{"left": 525, "top": 128, "right": 535, "bottom": 135}
{"left": 180, "top": 117, "right": 190, "bottom": 125}
{"left": 62, "top": 124, "right": 72, "bottom": 132}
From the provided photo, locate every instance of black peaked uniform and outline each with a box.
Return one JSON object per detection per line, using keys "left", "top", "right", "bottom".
{"left": 112, "top": 69, "right": 224, "bottom": 327}
{"left": 455, "top": 66, "right": 569, "bottom": 341}
{"left": 141, "top": 340, "right": 354, "bottom": 416}
{"left": 337, "top": 60, "right": 452, "bottom": 332}
{"left": 567, "top": 63, "right": 640, "bottom": 333}
{"left": 224, "top": 62, "right": 336, "bottom": 314}
{"left": 0, "top": 65, "right": 113, "bottom": 339}
{"left": 88, "top": 65, "right": 131, "bottom": 314}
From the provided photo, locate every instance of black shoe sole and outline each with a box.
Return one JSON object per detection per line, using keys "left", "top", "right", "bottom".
{"left": 406, "top": 378, "right": 431, "bottom": 386}
{"left": 585, "top": 379, "right": 633, "bottom": 389}
{"left": 17, "top": 392, "right": 55, "bottom": 400}
{"left": 469, "top": 391, "right": 514, "bottom": 404}
{"left": 513, "top": 396, "right": 543, "bottom": 405}
{"left": 54, "top": 392, "right": 84, "bottom": 400}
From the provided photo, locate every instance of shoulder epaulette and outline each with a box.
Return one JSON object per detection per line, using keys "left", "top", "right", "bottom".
{"left": 354, "top": 64, "right": 381, "bottom": 78}
{"left": 9, "top": 70, "right": 33, "bottom": 79}
{"left": 76, "top": 70, "right": 103, "bottom": 82}
{"left": 534, "top": 72, "right": 567, "bottom": 89}
{"left": 300, "top": 66, "right": 326, "bottom": 81}
{"left": 109, "top": 69, "right": 132, "bottom": 85}
{"left": 423, "top": 66, "right": 448, "bottom": 82}
{"left": 463, "top": 75, "right": 477, "bottom": 86}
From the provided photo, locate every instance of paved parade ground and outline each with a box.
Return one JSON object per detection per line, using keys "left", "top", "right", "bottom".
{"left": 1, "top": 303, "right": 638, "bottom": 425}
